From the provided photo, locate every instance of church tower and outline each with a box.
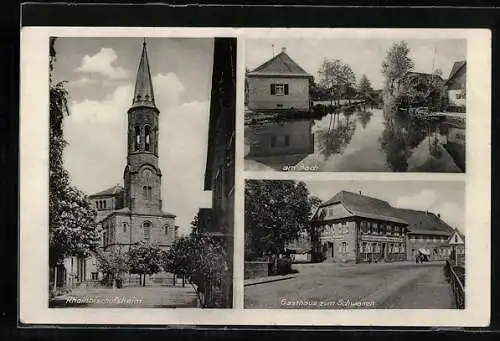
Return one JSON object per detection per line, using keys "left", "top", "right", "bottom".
{"left": 123, "top": 39, "right": 163, "bottom": 214}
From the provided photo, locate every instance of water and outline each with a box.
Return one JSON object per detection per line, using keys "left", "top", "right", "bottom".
{"left": 244, "top": 105, "right": 465, "bottom": 172}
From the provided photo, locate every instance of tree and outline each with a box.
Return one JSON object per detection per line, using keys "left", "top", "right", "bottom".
{"left": 318, "top": 59, "right": 356, "bottom": 106}
{"left": 95, "top": 247, "right": 130, "bottom": 288}
{"left": 381, "top": 41, "right": 415, "bottom": 96}
{"left": 127, "top": 242, "right": 165, "bottom": 286}
{"left": 357, "top": 74, "right": 373, "bottom": 100}
{"left": 244, "top": 180, "right": 315, "bottom": 261}
{"left": 163, "top": 228, "right": 230, "bottom": 308}
{"left": 49, "top": 38, "right": 101, "bottom": 292}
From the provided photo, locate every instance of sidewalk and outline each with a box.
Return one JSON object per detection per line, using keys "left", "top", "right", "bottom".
{"left": 244, "top": 274, "right": 297, "bottom": 287}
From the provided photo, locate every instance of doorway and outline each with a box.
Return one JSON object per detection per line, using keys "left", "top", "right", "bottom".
{"left": 328, "top": 242, "right": 334, "bottom": 259}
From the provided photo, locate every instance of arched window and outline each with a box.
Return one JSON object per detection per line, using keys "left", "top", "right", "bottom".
{"left": 144, "top": 125, "right": 151, "bottom": 151}
{"left": 95, "top": 201, "right": 99, "bottom": 209}
{"left": 148, "top": 186, "right": 152, "bottom": 200}
{"left": 143, "top": 222, "right": 151, "bottom": 242}
{"left": 164, "top": 225, "right": 169, "bottom": 235}
{"left": 123, "top": 223, "right": 127, "bottom": 233}
{"left": 103, "top": 200, "right": 106, "bottom": 209}
{"left": 142, "top": 186, "right": 147, "bottom": 199}
{"left": 135, "top": 126, "right": 141, "bottom": 151}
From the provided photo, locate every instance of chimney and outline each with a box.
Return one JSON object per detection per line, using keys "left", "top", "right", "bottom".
{"left": 281, "top": 47, "right": 287, "bottom": 53}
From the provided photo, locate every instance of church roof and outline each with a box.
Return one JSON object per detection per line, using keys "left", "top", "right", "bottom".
{"left": 89, "top": 184, "right": 124, "bottom": 198}
{"left": 130, "top": 39, "right": 157, "bottom": 110}
{"left": 247, "top": 50, "right": 312, "bottom": 78}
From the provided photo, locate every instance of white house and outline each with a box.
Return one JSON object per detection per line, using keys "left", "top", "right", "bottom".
{"left": 445, "top": 61, "right": 466, "bottom": 109}
{"left": 246, "top": 47, "right": 312, "bottom": 112}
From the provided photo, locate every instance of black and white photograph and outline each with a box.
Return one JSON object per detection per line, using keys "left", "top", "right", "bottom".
{"left": 244, "top": 38, "right": 466, "bottom": 172}
{"left": 244, "top": 179, "right": 465, "bottom": 309}
{"left": 48, "top": 37, "right": 235, "bottom": 308}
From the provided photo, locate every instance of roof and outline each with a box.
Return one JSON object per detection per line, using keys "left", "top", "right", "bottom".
{"left": 130, "top": 39, "right": 157, "bottom": 110}
{"left": 319, "top": 190, "right": 408, "bottom": 225}
{"left": 319, "top": 190, "right": 455, "bottom": 234}
{"left": 391, "top": 208, "right": 454, "bottom": 236}
{"left": 89, "top": 184, "right": 124, "bottom": 198}
{"left": 247, "top": 51, "right": 312, "bottom": 78}
{"left": 445, "top": 61, "right": 466, "bottom": 85}
{"left": 97, "top": 207, "right": 176, "bottom": 221}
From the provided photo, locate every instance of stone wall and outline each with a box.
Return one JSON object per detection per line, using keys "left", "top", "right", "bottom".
{"left": 244, "top": 261, "right": 270, "bottom": 279}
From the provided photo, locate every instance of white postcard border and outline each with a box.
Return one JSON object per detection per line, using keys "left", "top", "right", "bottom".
{"left": 20, "top": 26, "right": 491, "bottom": 326}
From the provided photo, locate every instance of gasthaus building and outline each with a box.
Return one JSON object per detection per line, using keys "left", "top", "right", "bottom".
{"left": 310, "top": 191, "right": 455, "bottom": 263}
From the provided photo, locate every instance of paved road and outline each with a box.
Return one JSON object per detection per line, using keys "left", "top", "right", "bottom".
{"left": 244, "top": 261, "right": 455, "bottom": 309}
{"left": 50, "top": 286, "right": 199, "bottom": 308}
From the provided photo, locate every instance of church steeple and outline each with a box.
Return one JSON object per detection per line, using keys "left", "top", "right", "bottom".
{"left": 132, "top": 38, "right": 156, "bottom": 108}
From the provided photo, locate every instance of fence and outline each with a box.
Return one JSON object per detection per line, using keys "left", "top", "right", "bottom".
{"left": 444, "top": 259, "right": 465, "bottom": 309}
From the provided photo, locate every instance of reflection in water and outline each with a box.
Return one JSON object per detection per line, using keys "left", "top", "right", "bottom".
{"left": 378, "top": 113, "right": 428, "bottom": 172}
{"left": 244, "top": 119, "right": 315, "bottom": 170}
{"left": 316, "top": 112, "right": 357, "bottom": 159}
{"left": 244, "top": 102, "right": 465, "bottom": 172}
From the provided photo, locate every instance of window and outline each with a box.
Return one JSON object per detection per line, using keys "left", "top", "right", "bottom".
{"left": 135, "top": 126, "right": 141, "bottom": 151}
{"left": 164, "top": 225, "right": 169, "bottom": 235}
{"left": 341, "top": 242, "right": 347, "bottom": 254}
{"left": 95, "top": 202, "right": 99, "bottom": 209}
{"left": 142, "top": 186, "right": 152, "bottom": 200}
{"left": 373, "top": 243, "right": 379, "bottom": 253}
{"left": 144, "top": 125, "right": 151, "bottom": 151}
{"left": 143, "top": 222, "right": 151, "bottom": 242}
{"left": 103, "top": 200, "right": 106, "bottom": 209}
{"left": 270, "top": 83, "right": 289, "bottom": 96}
{"left": 123, "top": 223, "right": 127, "bottom": 233}
{"left": 271, "top": 135, "right": 290, "bottom": 147}
{"left": 91, "top": 272, "right": 99, "bottom": 280}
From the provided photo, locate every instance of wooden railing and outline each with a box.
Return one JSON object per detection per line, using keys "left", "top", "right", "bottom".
{"left": 444, "top": 259, "right": 465, "bottom": 309}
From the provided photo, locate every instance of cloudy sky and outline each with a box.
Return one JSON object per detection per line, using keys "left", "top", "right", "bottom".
{"left": 304, "top": 180, "right": 465, "bottom": 232}
{"left": 53, "top": 37, "right": 214, "bottom": 235}
{"left": 246, "top": 38, "right": 466, "bottom": 89}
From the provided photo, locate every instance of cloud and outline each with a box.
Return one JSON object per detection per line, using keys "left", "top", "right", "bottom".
{"left": 75, "top": 48, "right": 131, "bottom": 80}
{"left": 394, "top": 189, "right": 463, "bottom": 232}
{"left": 68, "top": 77, "right": 98, "bottom": 88}
{"left": 64, "top": 71, "right": 211, "bottom": 236}
{"left": 394, "top": 189, "right": 438, "bottom": 210}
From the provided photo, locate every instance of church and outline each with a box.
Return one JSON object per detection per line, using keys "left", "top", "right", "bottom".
{"left": 62, "top": 40, "right": 178, "bottom": 287}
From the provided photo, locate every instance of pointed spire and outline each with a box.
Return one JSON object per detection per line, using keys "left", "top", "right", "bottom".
{"left": 132, "top": 38, "right": 156, "bottom": 108}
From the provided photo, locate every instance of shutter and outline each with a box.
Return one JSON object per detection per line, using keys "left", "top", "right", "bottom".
{"left": 270, "top": 84, "right": 276, "bottom": 95}
{"left": 284, "top": 84, "right": 289, "bottom": 95}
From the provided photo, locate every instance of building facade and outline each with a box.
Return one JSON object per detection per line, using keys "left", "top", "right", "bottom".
{"left": 201, "top": 38, "right": 236, "bottom": 307}
{"left": 246, "top": 47, "right": 312, "bottom": 112}
{"left": 63, "top": 40, "right": 177, "bottom": 288}
{"left": 311, "top": 191, "right": 457, "bottom": 264}
{"left": 444, "top": 61, "right": 466, "bottom": 110}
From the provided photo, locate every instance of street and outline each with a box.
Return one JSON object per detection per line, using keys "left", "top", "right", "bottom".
{"left": 244, "top": 261, "right": 455, "bottom": 309}
{"left": 50, "top": 286, "right": 199, "bottom": 308}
